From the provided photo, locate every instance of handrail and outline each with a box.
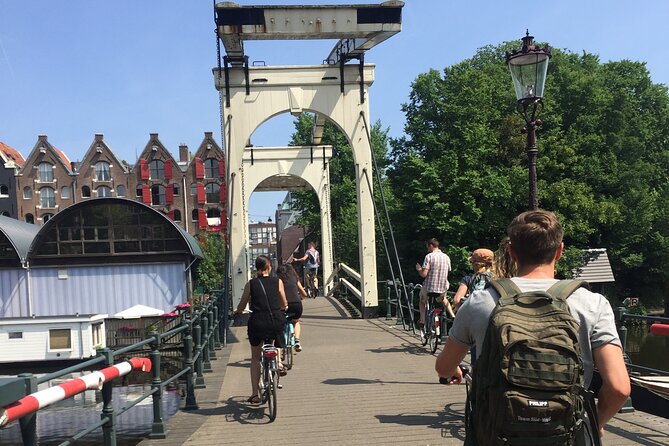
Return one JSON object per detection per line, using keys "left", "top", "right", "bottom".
{"left": 1, "top": 292, "right": 231, "bottom": 446}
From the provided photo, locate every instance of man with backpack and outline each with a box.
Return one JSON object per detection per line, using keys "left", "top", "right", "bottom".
{"left": 435, "top": 210, "right": 630, "bottom": 444}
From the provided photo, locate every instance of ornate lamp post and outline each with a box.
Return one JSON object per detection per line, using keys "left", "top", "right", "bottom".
{"left": 505, "top": 31, "right": 551, "bottom": 210}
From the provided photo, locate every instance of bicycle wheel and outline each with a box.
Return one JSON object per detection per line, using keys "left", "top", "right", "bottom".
{"left": 267, "top": 367, "right": 278, "bottom": 422}
{"left": 429, "top": 325, "right": 439, "bottom": 354}
{"left": 260, "top": 362, "right": 270, "bottom": 404}
{"left": 285, "top": 344, "right": 293, "bottom": 370}
{"left": 420, "top": 307, "right": 430, "bottom": 346}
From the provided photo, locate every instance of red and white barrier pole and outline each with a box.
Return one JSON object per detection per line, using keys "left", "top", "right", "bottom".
{"left": 0, "top": 357, "right": 151, "bottom": 427}
{"left": 650, "top": 323, "right": 669, "bottom": 337}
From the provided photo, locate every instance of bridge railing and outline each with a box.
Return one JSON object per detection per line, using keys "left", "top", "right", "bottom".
{"left": 614, "top": 308, "right": 669, "bottom": 375}
{"left": 0, "top": 289, "right": 230, "bottom": 446}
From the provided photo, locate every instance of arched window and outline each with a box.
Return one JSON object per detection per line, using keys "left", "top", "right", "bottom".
{"left": 191, "top": 209, "right": 199, "bottom": 222}
{"left": 116, "top": 185, "right": 126, "bottom": 197}
{"left": 25, "top": 213, "right": 34, "bottom": 224}
{"left": 190, "top": 182, "right": 197, "bottom": 196}
{"left": 205, "top": 183, "right": 220, "bottom": 203}
{"left": 82, "top": 186, "right": 91, "bottom": 198}
{"left": 206, "top": 208, "right": 221, "bottom": 218}
{"left": 149, "top": 159, "right": 164, "bottom": 180}
{"left": 97, "top": 186, "right": 112, "bottom": 198}
{"left": 0, "top": 211, "right": 10, "bottom": 216}
{"left": 42, "top": 213, "right": 54, "bottom": 223}
{"left": 173, "top": 184, "right": 180, "bottom": 196}
{"left": 40, "top": 187, "right": 56, "bottom": 208}
{"left": 0, "top": 184, "right": 8, "bottom": 197}
{"left": 23, "top": 187, "right": 32, "bottom": 199}
{"left": 204, "top": 158, "right": 218, "bottom": 178}
{"left": 173, "top": 210, "right": 182, "bottom": 222}
{"left": 38, "top": 163, "right": 54, "bottom": 182}
{"left": 61, "top": 186, "right": 71, "bottom": 199}
{"left": 151, "top": 184, "right": 166, "bottom": 205}
{"left": 95, "top": 161, "right": 111, "bottom": 181}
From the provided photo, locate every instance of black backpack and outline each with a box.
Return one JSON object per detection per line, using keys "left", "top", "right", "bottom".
{"left": 466, "top": 279, "right": 601, "bottom": 446}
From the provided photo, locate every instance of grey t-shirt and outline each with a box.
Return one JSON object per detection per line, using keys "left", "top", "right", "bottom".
{"left": 449, "top": 277, "right": 622, "bottom": 388}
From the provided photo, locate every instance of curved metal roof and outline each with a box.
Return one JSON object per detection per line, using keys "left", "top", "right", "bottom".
{"left": 0, "top": 215, "right": 40, "bottom": 264}
{"left": 28, "top": 198, "right": 203, "bottom": 260}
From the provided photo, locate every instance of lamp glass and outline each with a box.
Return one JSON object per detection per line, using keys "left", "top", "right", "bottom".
{"left": 508, "top": 53, "right": 549, "bottom": 100}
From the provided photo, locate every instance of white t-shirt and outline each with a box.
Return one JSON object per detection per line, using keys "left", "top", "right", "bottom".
{"left": 449, "top": 277, "right": 622, "bottom": 388}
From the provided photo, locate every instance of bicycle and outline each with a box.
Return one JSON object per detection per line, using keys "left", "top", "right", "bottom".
{"left": 259, "top": 339, "right": 280, "bottom": 421}
{"left": 281, "top": 313, "right": 296, "bottom": 370}
{"left": 304, "top": 269, "right": 318, "bottom": 299}
{"left": 419, "top": 289, "right": 444, "bottom": 354}
{"left": 440, "top": 365, "right": 472, "bottom": 431}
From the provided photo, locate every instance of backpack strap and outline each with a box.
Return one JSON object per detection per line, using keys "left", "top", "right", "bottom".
{"left": 546, "top": 279, "right": 590, "bottom": 301}
{"left": 489, "top": 278, "right": 522, "bottom": 306}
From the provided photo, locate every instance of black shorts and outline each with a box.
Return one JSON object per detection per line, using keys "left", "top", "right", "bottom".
{"left": 247, "top": 311, "right": 286, "bottom": 348}
{"left": 286, "top": 301, "right": 303, "bottom": 320}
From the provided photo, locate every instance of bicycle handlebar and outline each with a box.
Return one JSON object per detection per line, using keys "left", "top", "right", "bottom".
{"left": 439, "top": 365, "right": 470, "bottom": 385}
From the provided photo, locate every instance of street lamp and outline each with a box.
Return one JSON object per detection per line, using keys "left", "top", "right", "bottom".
{"left": 505, "top": 31, "right": 551, "bottom": 210}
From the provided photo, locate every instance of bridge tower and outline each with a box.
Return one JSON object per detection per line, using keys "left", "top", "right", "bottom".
{"left": 214, "top": 2, "right": 403, "bottom": 318}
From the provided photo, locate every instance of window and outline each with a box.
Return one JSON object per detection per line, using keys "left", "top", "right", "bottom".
{"left": 97, "top": 186, "right": 112, "bottom": 198}
{"left": 38, "top": 163, "right": 54, "bottom": 182}
{"left": 92, "top": 323, "right": 103, "bottom": 347}
{"left": 151, "top": 185, "right": 166, "bottom": 205}
{"left": 40, "top": 187, "right": 56, "bottom": 208}
{"left": 173, "top": 209, "right": 182, "bottom": 222}
{"left": 61, "top": 186, "right": 71, "bottom": 199}
{"left": 136, "top": 185, "right": 142, "bottom": 197}
{"left": 0, "top": 184, "right": 8, "bottom": 197}
{"left": 95, "top": 161, "right": 111, "bottom": 181}
{"left": 149, "top": 159, "right": 164, "bottom": 180}
{"left": 204, "top": 158, "right": 219, "bottom": 178}
{"left": 205, "top": 183, "right": 220, "bottom": 204}
{"left": 25, "top": 213, "right": 34, "bottom": 224}
{"left": 192, "top": 209, "right": 199, "bottom": 221}
{"left": 82, "top": 186, "right": 91, "bottom": 198}
{"left": 173, "top": 184, "right": 179, "bottom": 196}
{"left": 117, "top": 185, "right": 126, "bottom": 197}
{"left": 207, "top": 208, "right": 221, "bottom": 218}
{"left": 8, "top": 332, "right": 22, "bottom": 339}
{"left": 0, "top": 211, "right": 9, "bottom": 217}
{"left": 23, "top": 187, "right": 33, "bottom": 199}
{"left": 49, "top": 329, "right": 71, "bottom": 350}
{"left": 190, "top": 182, "right": 197, "bottom": 196}
{"left": 43, "top": 213, "right": 54, "bottom": 223}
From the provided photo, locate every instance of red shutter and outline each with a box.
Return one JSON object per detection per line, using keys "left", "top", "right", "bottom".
{"left": 139, "top": 159, "right": 149, "bottom": 180}
{"left": 141, "top": 185, "right": 151, "bottom": 205}
{"left": 198, "top": 209, "right": 207, "bottom": 228}
{"left": 164, "top": 161, "right": 172, "bottom": 180}
{"left": 219, "top": 182, "right": 227, "bottom": 204}
{"left": 167, "top": 210, "right": 175, "bottom": 220}
{"left": 194, "top": 158, "right": 204, "bottom": 179}
{"left": 196, "top": 183, "right": 205, "bottom": 204}
{"left": 218, "top": 158, "right": 226, "bottom": 178}
{"left": 166, "top": 185, "right": 174, "bottom": 204}
{"left": 220, "top": 208, "right": 227, "bottom": 230}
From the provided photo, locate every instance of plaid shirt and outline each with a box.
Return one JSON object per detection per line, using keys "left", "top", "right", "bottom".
{"left": 422, "top": 249, "right": 451, "bottom": 293}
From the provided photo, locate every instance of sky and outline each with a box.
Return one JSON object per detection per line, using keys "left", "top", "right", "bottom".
{"left": 1, "top": 1, "right": 668, "bottom": 221}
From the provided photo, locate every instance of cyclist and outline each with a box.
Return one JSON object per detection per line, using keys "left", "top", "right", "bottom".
{"left": 452, "top": 248, "right": 494, "bottom": 311}
{"left": 415, "top": 238, "right": 453, "bottom": 334}
{"left": 294, "top": 241, "right": 320, "bottom": 297}
{"left": 276, "top": 263, "right": 308, "bottom": 351}
{"left": 234, "top": 255, "right": 289, "bottom": 404}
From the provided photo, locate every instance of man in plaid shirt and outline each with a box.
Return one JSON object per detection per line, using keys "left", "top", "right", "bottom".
{"left": 415, "top": 238, "right": 452, "bottom": 328}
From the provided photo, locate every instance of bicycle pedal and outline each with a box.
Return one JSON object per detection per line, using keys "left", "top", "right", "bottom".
{"left": 277, "top": 382, "right": 283, "bottom": 389}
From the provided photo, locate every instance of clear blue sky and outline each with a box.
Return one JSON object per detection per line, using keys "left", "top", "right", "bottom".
{"left": 1, "top": 1, "right": 668, "bottom": 220}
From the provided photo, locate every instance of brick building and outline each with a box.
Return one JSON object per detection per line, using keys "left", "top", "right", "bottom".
{"left": 75, "top": 134, "right": 131, "bottom": 202}
{"left": 0, "top": 142, "right": 25, "bottom": 218}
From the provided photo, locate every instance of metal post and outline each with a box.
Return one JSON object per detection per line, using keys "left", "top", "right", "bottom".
{"left": 212, "top": 296, "right": 222, "bottom": 349}
{"left": 526, "top": 120, "right": 538, "bottom": 210}
{"left": 193, "top": 317, "right": 205, "bottom": 388}
{"left": 99, "top": 349, "right": 117, "bottom": 446}
{"left": 385, "top": 281, "right": 392, "bottom": 320}
{"left": 201, "top": 310, "right": 212, "bottom": 372}
{"left": 222, "top": 286, "right": 229, "bottom": 346}
{"left": 614, "top": 306, "right": 635, "bottom": 413}
{"left": 148, "top": 332, "right": 167, "bottom": 438}
{"left": 183, "top": 318, "right": 199, "bottom": 410}
{"left": 208, "top": 304, "right": 217, "bottom": 359}
{"left": 18, "top": 373, "right": 37, "bottom": 446}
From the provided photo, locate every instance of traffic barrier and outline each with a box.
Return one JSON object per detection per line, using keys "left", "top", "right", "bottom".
{"left": 650, "top": 323, "right": 669, "bottom": 337}
{"left": 0, "top": 357, "right": 150, "bottom": 427}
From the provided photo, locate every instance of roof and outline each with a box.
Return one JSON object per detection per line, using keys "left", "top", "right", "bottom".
{"left": 53, "top": 147, "right": 71, "bottom": 166}
{"left": 0, "top": 215, "right": 40, "bottom": 263}
{"left": 0, "top": 142, "right": 25, "bottom": 168}
{"left": 573, "top": 248, "right": 615, "bottom": 283}
{"left": 114, "top": 304, "right": 164, "bottom": 318}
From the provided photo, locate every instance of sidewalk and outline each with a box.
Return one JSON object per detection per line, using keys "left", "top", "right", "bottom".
{"left": 140, "top": 297, "right": 669, "bottom": 446}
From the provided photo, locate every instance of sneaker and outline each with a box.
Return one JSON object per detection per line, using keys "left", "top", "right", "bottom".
{"left": 295, "top": 339, "right": 302, "bottom": 352}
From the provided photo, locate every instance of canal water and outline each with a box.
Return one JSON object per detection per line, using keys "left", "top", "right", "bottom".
{"left": 625, "top": 323, "right": 669, "bottom": 372}
{"left": 0, "top": 370, "right": 182, "bottom": 446}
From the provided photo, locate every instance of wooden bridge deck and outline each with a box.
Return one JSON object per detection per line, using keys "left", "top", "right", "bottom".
{"left": 139, "top": 297, "right": 669, "bottom": 446}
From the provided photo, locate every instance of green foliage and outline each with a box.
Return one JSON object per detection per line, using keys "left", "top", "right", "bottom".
{"left": 195, "top": 233, "right": 226, "bottom": 291}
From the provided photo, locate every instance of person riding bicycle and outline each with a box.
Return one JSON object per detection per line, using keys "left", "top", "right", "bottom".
{"left": 452, "top": 248, "right": 494, "bottom": 311}
{"left": 294, "top": 241, "right": 320, "bottom": 296}
{"left": 277, "top": 263, "right": 308, "bottom": 352}
{"left": 416, "top": 238, "right": 454, "bottom": 331}
{"left": 234, "top": 255, "right": 289, "bottom": 405}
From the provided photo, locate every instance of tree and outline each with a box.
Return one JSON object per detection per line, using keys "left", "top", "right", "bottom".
{"left": 195, "top": 232, "right": 226, "bottom": 291}
{"left": 390, "top": 44, "right": 669, "bottom": 301}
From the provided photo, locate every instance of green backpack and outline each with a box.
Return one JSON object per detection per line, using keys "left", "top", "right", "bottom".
{"left": 466, "top": 279, "right": 601, "bottom": 446}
